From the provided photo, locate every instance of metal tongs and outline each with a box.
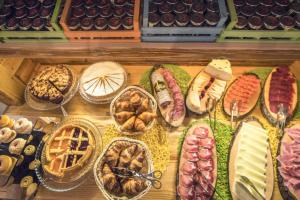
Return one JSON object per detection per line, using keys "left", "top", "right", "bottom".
{"left": 112, "top": 167, "right": 163, "bottom": 189}
{"left": 206, "top": 97, "right": 217, "bottom": 133}
{"left": 230, "top": 99, "right": 239, "bottom": 130}
{"left": 237, "top": 176, "right": 264, "bottom": 200}
{"left": 197, "top": 170, "right": 224, "bottom": 200}
{"left": 276, "top": 103, "right": 287, "bottom": 138}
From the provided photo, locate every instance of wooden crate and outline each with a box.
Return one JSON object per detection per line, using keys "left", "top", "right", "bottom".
{"left": 60, "top": 0, "right": 141, "bottom": 42}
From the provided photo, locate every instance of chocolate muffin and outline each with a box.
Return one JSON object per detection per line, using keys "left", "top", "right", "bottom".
{"left": 148, "top": 13, "right": 160, "bottom": 27}
{"left": 233, "top": 0, "right": 245, "bottom": 7}
{"left": 161, "top": 13, "right": 175, "bottom": 26}
{"left": 295, "top": 14, "right": 300, "bottom": 28}
{"left": 192, "top": 3, "right": 206, "bottom": 14}
{"left": 263, "top": 15, "right": 279, "bottom": 29}
{"left": 108, "top": 17, "right": 122, "bottom": 30}
{"left": 149, "top": 3, "right": 158, "bottom": 14}
{"left": 235, "top": 15, "right": 248, "bottom": 29}
{"left": 3, "top": 0, "right": 14, "bottom": 8}
{"left": 245, "top": 0, "right": 259, "bottom": 7}
{"left": 271, "top": 6, "right": 287, "bottom": 17}
{"left": 275, "top": 0, "right": 289, "bottom": 7}
{"left": 26, "top": 0, "right": 39, "bottom": 9}
{"left": 159, "top": 3, "right": 172, "bottom": 14}
{"left": 182, "top": 0, "right": 193, "bottom": 7}
{"left": 248, "top": 15, "right": 263, "bottom": 29}
{"left": 126, "top": 5, "right": 134, "bottom": 16}
{"left": 43, "top": 0, "right": 55, "bottom": 8}
{"left": 40, "top": 8, "right": 52, "bottom": 19}
{"left": 0, "top": 17, "right": 5, "bottom": 29}
{"left": 68, "top": 17, "right": 80, "bottom": 30}
{"left": 280, "top": 15, "right": 295, "bottom": 29}
{"left": 0, "top": 7, "right": 12, "bottom": 18}
{"left": 15, "top": 0, "right": 26, "bottom": 10}
{"left": 167, "top": 0, "right": 178, "bottom": 5}
{"left": 122, "top": 16, "right": 133, "bottom": 29}
{"left": 207, "top": 1, "right": 219, "bottom": 13}
{"left": 114, "top": 0, "right": 127, "bottom": 6}
{"left": 6, "top": 17, "right": 18, "bottom": 30}
{"left": 289, "top": 2, "right": 300, "bottom": 15}
{"left": 28, "top": 8, "right": 39, "bottom": 19}
{"left": 174, "top": 2, "right": 188, "bottom": 14}
{"left": 205, "top": 12, "right": 220, "bottom": 26}
{"left": 100, "top": 6, "right": 112, "bottom": 18}
{"left": 127, "top": 0, "right": 135, "bottom": 5}
{"left": 190, "top": 13, "right": 205, "bottom": 26}
{"left": 96, "top": 0, "right": 111, "bottom": 8}
{"left": 86, "top": 7, "right": 99, "bottom": 18}
{"left": 32, "top": 17, "right": 44, "bottom": 30}
{"left": 45, "top": 19, "right": 53, "bottom": 30}
{"left": 256, "top": 5, "right": 271, "bottom": 17}
{"left": 152, "top": 0, "right": 164, "bottom": 5}
{"left": 72, "top": 0, "right": 84, "bottom": 8}
{"left": 15, "top": 8, "right": 27, "bottom": 19}
{"left": 260, "top": 0, "right": 274, "bottom": 7}
{"left": 95, "top": 17, "right": 108, "bottom": 30}
{"left": 81, "top": 17, "right": 94, "bottom": 30}
{"left": 72, "top": 7, "right": 85, "bottom": 18}
{"left": 19, "top": 18, "right": 32, "bottom": 31}
{"left": 241, "top": 5, "right": 255, "bottom": 17}
{"left": 113, "top": 7, "right": 126, "bottom": 17}
{"left": 175, "top": 13, "right": 189, "bottom": 26}
{"left": 85, "top": 0, "right": 96, "bottom": 8}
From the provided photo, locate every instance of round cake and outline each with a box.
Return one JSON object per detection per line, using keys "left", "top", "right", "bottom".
{"left": 79, "top": 62, "right": 127, "bottom": 104}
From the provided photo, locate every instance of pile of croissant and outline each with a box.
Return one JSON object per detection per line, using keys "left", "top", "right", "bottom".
{"left": 114, "top": 89, "right": 156, "bottom": 133}
{"left": 98, "top": 141, "right": 148, "bottom": 197}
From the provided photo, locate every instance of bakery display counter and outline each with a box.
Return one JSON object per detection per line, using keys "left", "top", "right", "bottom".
{"left": 1, "top": 60, "right": 300, "bottom": 200}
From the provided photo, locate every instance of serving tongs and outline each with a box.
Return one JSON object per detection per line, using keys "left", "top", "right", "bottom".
{"left": 112, "top": 167, "right": 163, "bottom": 189}
{"left": 276, "top": 103, "right": 287, "bottom": 139}
{"left": 237, "top": 175, "right": 265, "bottom": 200}
{"left": 206, "top": 97, "right": 217, "bottom": 133}
{"left": 230, "top": 99, "right": 239, "bottom": 130}
{"left": 197, "top": 170, "right": 224, "bottom": 200}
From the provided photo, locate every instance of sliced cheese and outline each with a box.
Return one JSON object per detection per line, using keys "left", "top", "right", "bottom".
{"left": 207, "top": 79, "right": 227, "bottom": 100}
{"left": 204, "top": 59, "right": 232, "bottom": 81}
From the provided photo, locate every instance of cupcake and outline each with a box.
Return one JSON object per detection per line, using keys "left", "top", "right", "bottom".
{"left": 182, "top": 0, "right": 193, "bottom": 8}
{"left": 248, "top": 15, "right": 263, "bottom": 29}
{"left": 149, "top": 3, "right": 158, "bottom": 14}
{"left": 81, "top": 17, "right": 94, "bottom": 30}
{"left": 167, "top": 0, "right": 178, "bottom": 5}
{"left": 86, "top": 7, "right": 99, "bottom": 18}
{"left": 241, "top": 5, "right": 255, "bottom": 17}
{"left": 40, "top": 8, "right": 52, "bottom": 19}
{"left": 68, "top": 17, "right": 80, "bottom": 30}
{"left": 15, "top": 0, "right": 26, "bottom": 10}
{"left": 260, "top": 0, "right": 274, "bottom": 7}
{"left": 15, "top": 8, "right": 27, "bottom": 19}
{"left": 126, "top": 5, "right": 134, "bottom": 16}
{"left": 280, "top": 15, "right": 295, "bottom": 29}
{"left": 190, "top": 13, "right": 205, "bottom": 26}
{"left": 72, "top": 7, "right": 85, "bottom": 18}
{"left": 256, "top": 5, "right": 271, "bottom": 17}
{"left": 100, "top": 7, "right": 112, "bottom": 18}
{"left": 6, "top": 17, "right": 19, "bottom": 31}
{"left": 275, "top": 0, "right": 289, "bottom": 7}
{"left": 263, "top": 16, "right": 279, "bottom": 29}
{"left": 26, "top": 0, "right": 39, "bottom": 9}
{"left": 0, "top": 17, "right": 5, "bottom": 29}
{"left": 43, "top": 0, "right": 55, "bottom": 8}
{"left": 114, "top": 0, "right": 127, "bottom": 6}
{"left": 245, "top": 0, "right": 259, "bottom": 7}
{"left": 95, "top": 17, "right": 108, "bottom": 30}
{"left": 97, "top": 0, "right": 111, "bottom": 8}
{"left": 85, "top": 0, "right": 96, "bottom": 8}
{"left": 3, "top": 0, "right": 14, "bottom": 8}
{"left": 295, "top": 14, "right": 300, "bottom": 28}
{"left": 175, "top": 13, "right": 189, "bottom": 26}
{"left": 161, "top": 13, "right": 175, "bottom": 26}
{"left": 32, "top": 17, "right": 44, "bottom": 30}
{"left": 192, "top": 3, "right": 206, "bottom": 14}
{"left": 235, "top": 15, "right": 248, "bottom": 29}
{"left": 28, "top": 8, "right": 39, "bottom": 19}
{"left": 113, "top": 7, "right": 126, "bottom": 17}
{"left": 271, "top": 6, "right": 287, "bottom": 17}
{"left": 148, "top": 13, "right": 160, "bottom": 27}
{"left": 0, "top": 7, "right": 12, "bottom": 18}
{"left": 45, "top": 19, "right": 53, "bottom": 30}
{"left": 122, "top": 16, "right": 133, "bottom": 29}
{"left": 19, "top": 18, "right": 32, "bottom": 30}
{"left": 289, "top": 2, "right": 300, "bottom": 15}
{"left": 108, "top": 17, "right": 122, "bottom": 30}
{"left": 127, "top": 0, "right": 135, "bottom": 6}
{"left": 159, "top": 3, "right": 172, "bottom": 14}
{"left": 174, "top": 2, "right": 188, "bottom": 14}
{"left": 205, "top": 12, "right": 220, "bottom": 26}
{"left": 207, "top": 1, "right": 219, "bottom": 13}
{"left": 72, "top": 0, "right": 84, "bottom": 8}
{"left": 233, "top": 0, "right": 245, "bottom": 7}
{"left": 152, "top": 0, "right": 164, "bottom": 5}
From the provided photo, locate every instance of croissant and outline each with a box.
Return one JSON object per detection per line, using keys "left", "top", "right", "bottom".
{"left": 130, "top": 92, "right": 142, "bottom": 107}
{"left": 105, "top": 145, "right": 122, "bottom": 167}
{"left": 115, "top": 101, "right": 132, "bottom": 111}
{"left": 122, "top": 178, "right": 146, "bottom": 196}
{"left": 129, "top": 150, "right": 146, "bottom": 172}
{"left": 138, "top": 112, "right": 156, "bottom": 124}
{"left": 136, "top": 98, "right": 149, "bottom": 114}
{"left": 115, "top": 111, "right": 135, "bottom": 124}
{"left": 134, "top": 118, "right": 146, "bottom": 131}
{"left": 119, "top": 144, "right": 137, "bottom": 168}
{"left": 121, "top": 116, "right": 136, "bottom": 131}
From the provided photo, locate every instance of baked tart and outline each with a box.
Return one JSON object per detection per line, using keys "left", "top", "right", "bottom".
{"left": 43, "top": 125, "right": 95, "bottom": 178}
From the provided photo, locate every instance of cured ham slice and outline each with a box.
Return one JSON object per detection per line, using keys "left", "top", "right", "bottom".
{"left": 223, "top": 74, "right": 261, "bottom": 118}
{"left": 177, "top": 123, "right": 217, "bottom": 200}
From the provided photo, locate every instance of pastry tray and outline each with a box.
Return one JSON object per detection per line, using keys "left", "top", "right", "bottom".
{"left": 35, "top": 117, "right": 103, "bottom": 192}
{"left": 93, "top": 137, "right": 154, "bottom": 200}
{"left": 110, "top": 86, "right": 157, "bottom": 136}
{"left": 25, "top": 65, "right": 79, "bottom": 111}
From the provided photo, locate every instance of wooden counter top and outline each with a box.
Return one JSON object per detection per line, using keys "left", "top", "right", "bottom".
{"left": 4, "top": 64, "right": 292, "bottom": 200}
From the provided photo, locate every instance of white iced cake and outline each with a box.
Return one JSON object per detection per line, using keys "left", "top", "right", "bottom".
{"left": 80, "top": 62, "right": 127, "bottom": 103}
{"left": 204, "top": 59, "right": 232, "bottom": 81}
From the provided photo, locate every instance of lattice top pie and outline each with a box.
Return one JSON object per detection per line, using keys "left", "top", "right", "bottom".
{"left": 43, "top": 125, "right": 95, "bottom": 178}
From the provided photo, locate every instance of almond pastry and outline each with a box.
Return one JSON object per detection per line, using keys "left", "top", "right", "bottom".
{"left": 0, "top": 155, "right": 13, "bottom": 175}
{"left": 9, "top": 138, "right": 27, "bottom": 155}
{"left": 0, "top": 127, "right": 17, "bottom": 143}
